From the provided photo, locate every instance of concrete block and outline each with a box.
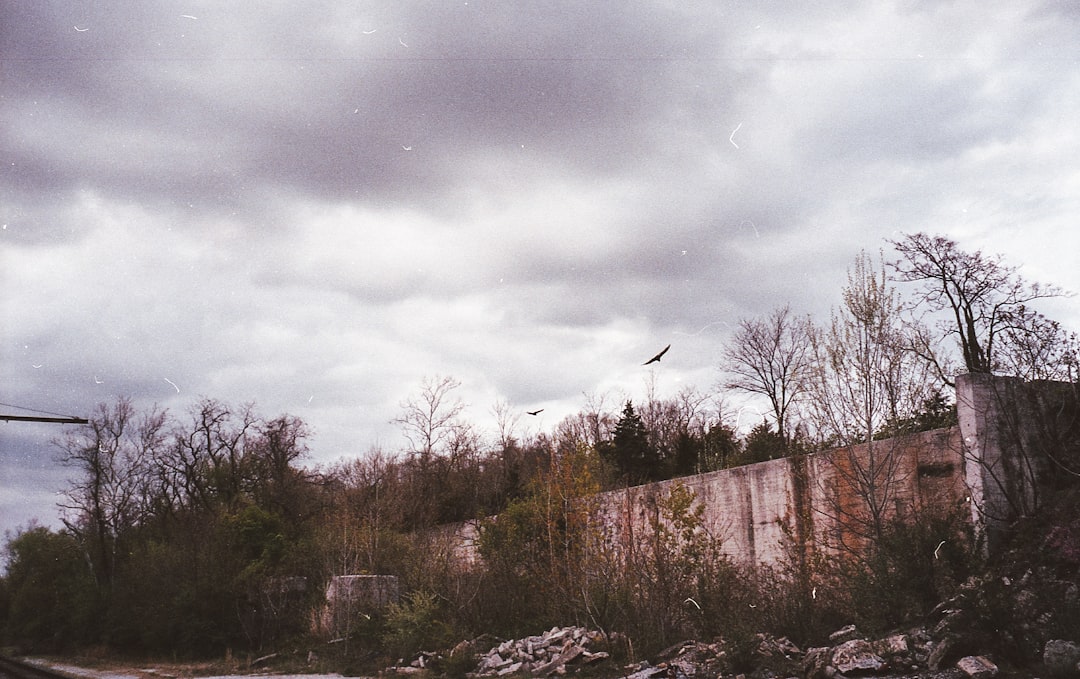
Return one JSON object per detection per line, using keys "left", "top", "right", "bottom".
{"left": 956, "top": 655, "right": 998, "bottom": 679}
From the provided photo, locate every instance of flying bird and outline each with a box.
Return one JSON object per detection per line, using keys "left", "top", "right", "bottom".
{"left": 643, "top": 344, "right": 671, "bottom": 365}
{"left": 526, "top": 409, "right": 544, "bottom": 416}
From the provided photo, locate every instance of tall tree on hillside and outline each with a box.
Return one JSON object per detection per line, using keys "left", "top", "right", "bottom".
{"left": 723, "top": 305, "right": 814, "bottom": 447}
{"left": 553, "top": 390, "right": 619, "bottom": 461}
{"left": 700, "top": 421, "right": 741, "bottom": 471}
{"left": 890, "top": 232, "right": 1068, "bottom": 382}
{"left": 995, "top": 306, "right": 1080, "bottom": 382}
{"left": 742, "top": 420, "right": 786, "bottom": 464}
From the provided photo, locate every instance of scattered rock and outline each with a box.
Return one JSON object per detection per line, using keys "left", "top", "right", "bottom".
{"left": 831, "top": 639, "right": 885, "bottom": 675}
{"left": 956, "top": 655, "right": 998, "bottom": 679}
{"left": 802, "top": 647, "right": 832, "bottom": 679}
{"left": 451, "top": 625, "right": 613, "bottom": 677}
{"left": 873, "top": 634, "right": 909, "bottom": 658}
{"left": 1044, "top": 639, "right": 1080, "bottom": 677}
{"left": 622, "top": 665, "right": 668, "bottom": 679}
{"left": 759, "top": 634, "right": 802, "bottom": 658}
{"left": 829, "top": 625, "right": 861, "bottom": 644}
{"left": 927, "top": 637, "right": 956, "bottom": 672}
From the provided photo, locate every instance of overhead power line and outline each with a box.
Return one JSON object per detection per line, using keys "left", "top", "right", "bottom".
{"left": 0, "top": 401, "right": 89, "bottom": 425}
{"left": 0, "top": 414, "right": 89, "bottom": 424}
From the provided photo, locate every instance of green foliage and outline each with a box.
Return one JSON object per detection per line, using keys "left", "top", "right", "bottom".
{"left": 700, "top": 422, "right": 741, "bottom": 472}
{"left": 0, "top": 398, "right": 325, "bottom": 657}
{"left": 877, "top": 391, "right": 958, "bottom": 439}
{"left": 382, "top": 590, "right": 454, "bottom": 660}
{"left": 838, "top": 505, "right": 977, "bottom": 634}
{"left": 604, "top": 401, "right": 662, "bottom": 484}
{"left": 2, "top": 526, "right": 99, "bottom": 650}
{"left": 475, "top": 443, "right": 604, "bottom": 637}
{"left": 742, "top": 421, "right": 787, "bottom": 464}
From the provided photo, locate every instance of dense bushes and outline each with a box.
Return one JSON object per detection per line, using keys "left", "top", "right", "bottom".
{"left": 1, "top": 527, "right": 98, "bottom": 651}
{"left": 1, "top": 374, "right": 1073, "bottom": 665}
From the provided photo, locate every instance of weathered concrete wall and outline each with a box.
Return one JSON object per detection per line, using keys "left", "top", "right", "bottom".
{"left": 318, "top": 574, "right": 399, "bottom": 636}
{"left": 446, "top": 374, "right": 1071, "bottom": 570}
{"left": 957, "top": 372, "right": 1080, "bottom": 552}
{"left": 593, "top": 426, "right": 966, "bottom": 568}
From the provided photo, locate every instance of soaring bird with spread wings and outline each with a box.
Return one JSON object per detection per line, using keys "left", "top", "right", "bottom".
{"left": 527, "top": 409, "right": 544, "bottom": 416}
{"left": 643, "top": 344, "right": 671, "bottom": 365}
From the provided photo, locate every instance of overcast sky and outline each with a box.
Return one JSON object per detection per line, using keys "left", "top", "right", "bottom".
{"left": 3, "top": 1, "right": 1079, "bottom": 540}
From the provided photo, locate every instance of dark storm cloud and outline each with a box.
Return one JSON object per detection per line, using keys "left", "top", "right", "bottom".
{"left": 3, "top": 2, "right": 749, "bottom": 221}
{"left": 4, "top": 0, "right": 1079, "bottom": 540}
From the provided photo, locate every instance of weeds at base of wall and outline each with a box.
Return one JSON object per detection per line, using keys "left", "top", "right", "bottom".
{"left": 832, "top": 505, "right": 979, "bottom": 635}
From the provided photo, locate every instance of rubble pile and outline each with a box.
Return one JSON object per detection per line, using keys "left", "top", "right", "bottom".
{"left": 803, "top": 626, "right": 1004, "bottom": 679}
{"left": 470, "top": 626, "right": 612, "bottom": 677}
{"left": 384, "top": 619, "right": 1079, "bottom": 678}
{"left": 386, "top": 626, "right": 613, "bottom": 677}
{"left": 618, "top": 633, "right": 802, "bottom": 679}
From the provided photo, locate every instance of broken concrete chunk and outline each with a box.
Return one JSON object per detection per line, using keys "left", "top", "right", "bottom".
{"left": 467, "top": 626, "right": 612, "bottom": 677}
{"left": 621, "top": 664, "right": 668, "bottom": 679}
{"left": 829, "top": 625, "right": 860, "bottom": 644}
{"left": 874, "top": 633, "right": 909, "bottom": 657}
{"left": 479, "top": 652, "right": 509, "bottom": 673}
{"left": 532, "top": 645, "right": 585, "bottom": 675}
{"left": 927, "top": 637, "right": 955, "bottom": 672}
{"left": 956, "top": 655, "right": 998, "bottom": 679}
{"left": 831, "top": 639, "right": 885, "bottom": 675}
{"left": 802, "top": 647, "right": 832, "bottom": 679}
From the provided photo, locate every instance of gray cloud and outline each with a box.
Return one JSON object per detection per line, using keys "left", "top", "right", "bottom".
{"left": 3, "top": 0, "right": 1079, "bottom": 538}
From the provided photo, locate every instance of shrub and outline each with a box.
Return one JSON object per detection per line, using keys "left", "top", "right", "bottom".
{"left": 382, "top": 590, "right": 455, "bottom": 661}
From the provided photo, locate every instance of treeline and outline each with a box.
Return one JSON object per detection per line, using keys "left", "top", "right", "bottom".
{"left": 2, "top": 233, "right": 1078, "bottom": 664}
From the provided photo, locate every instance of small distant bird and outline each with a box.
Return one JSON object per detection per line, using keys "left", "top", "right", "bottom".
{"left": 526, "top": 409, "right": 544, "bottom": 416}
{"left": 643, "top": 344, "right": 671, "bottom": 365}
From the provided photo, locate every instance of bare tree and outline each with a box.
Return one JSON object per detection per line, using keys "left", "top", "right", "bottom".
{"left": 393, "top": 375, "right": 467, "bottom": 464}
{"left": 996, "top": 306, "right": 1080, "bottom": 382}
{"left": 161, "top": 399, "right": 258, "bottom": 512}
{"left": 247, "top": 414, "right": 311, "bottom": 515}
{"left": 491, "top": 398, "right": 522, "bottom": 452}
{"left": 57, "top": 397, "right": 167, "bottom": 589}
{"left": 722, "top": 305, "right": 813, "bottom": 446}
{"left": 552, "top": 389, "right": 620, "bottom": 458}
{"left": 890, "top": 232, "right": 1068, "bottom": 381}
{"left": 808, "top": 252, "right": 938, "bottom": 546}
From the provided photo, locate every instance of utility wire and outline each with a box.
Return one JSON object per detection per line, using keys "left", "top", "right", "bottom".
{"left": 0, "top": 401, "right": 89, "bottom": 424}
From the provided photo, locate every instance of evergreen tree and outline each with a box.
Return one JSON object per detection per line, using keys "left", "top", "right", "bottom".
{"left": 742, "top": 421, "right": 786, "bottom": 464}
{"left": 607, "top": 401, "right": 661, "bottom": 484}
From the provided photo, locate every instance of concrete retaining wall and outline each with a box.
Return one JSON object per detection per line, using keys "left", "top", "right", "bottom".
{"left": 446, "top": 374, "right": 1072, "bottom": 569}
{"left": 593, "top": 426, "right": 966, "bottom": 567}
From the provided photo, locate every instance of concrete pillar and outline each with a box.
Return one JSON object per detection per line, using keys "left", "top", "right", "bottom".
{"left": 956, "top": 372, "right": 996, "bottom": 551}
{"left": 956, "top": 372, "right": 1046, "bottom": 554}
